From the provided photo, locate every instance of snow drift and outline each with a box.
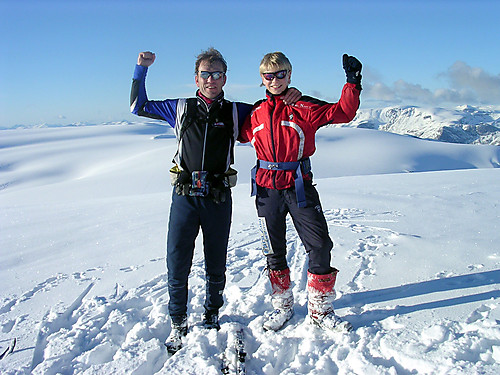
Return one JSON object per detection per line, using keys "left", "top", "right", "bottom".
{"left": 1, "top": 122, "right": 499, "bottom": 374}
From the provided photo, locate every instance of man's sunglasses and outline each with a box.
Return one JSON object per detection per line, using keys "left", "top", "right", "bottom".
{"left": 198, "top": 71, "right": 225, "bottom": 80}
{"left": 262, "top": 70, "right": 288, "bottom": 81}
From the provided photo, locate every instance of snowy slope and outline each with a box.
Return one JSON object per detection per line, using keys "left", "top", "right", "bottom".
{"left": 1, "top": 123, "right": 499, "bottom": 374}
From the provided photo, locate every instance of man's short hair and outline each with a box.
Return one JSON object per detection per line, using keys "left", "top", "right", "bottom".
{"left": 195, "top": 47, "right": 227, "bottom": 73}
{"left": 259, "top": 52, "right": 292, "bottom": 74}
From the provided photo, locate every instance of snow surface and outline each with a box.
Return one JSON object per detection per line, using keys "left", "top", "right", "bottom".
{"left": 1, "top": 121, "right": 500, "bottom": 374}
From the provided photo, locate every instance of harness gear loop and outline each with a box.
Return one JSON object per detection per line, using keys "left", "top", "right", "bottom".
{"left": 251, "top": 158, "right": 311, "bottom": 208}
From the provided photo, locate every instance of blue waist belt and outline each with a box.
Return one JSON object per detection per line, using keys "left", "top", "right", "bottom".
{"left": 251, "top": 158, "right": 311, "bottom": 208}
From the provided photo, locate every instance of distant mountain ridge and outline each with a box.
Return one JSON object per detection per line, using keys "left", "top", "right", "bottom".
{"left": 4, "top": 106, "right": 500, "bottom": 146}
{"left": 334, "top": 105, "right": 500, "bottom": 145}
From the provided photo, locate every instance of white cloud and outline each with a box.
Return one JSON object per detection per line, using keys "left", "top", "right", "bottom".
{"left": 363, "top": 62, "right": 500, "bottom": 106}
{"left": 365, "top": 82, "right": 396, "bottom": 102}
{"left": 445, "top": 61, "right": 500, "bottom": 102}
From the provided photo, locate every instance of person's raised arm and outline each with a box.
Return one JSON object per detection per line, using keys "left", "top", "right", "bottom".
{"left": 307, "top": 54, "right": 362, "bottom": 127}
{"left": 137, "top": 51, "right": 156, "bottom": 67}
{"left": 342, "top": 54, "right": 362, "bottom": 91}
{"left": 130, "top": 51, "right": 171, "bottom": 122}
{"left": 130, "top": 52, "right": 152, "bottom": 115}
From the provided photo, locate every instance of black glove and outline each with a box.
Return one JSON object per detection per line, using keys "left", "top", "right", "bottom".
{"left": 343, "top": 54, "right": 362, "bottom": 90}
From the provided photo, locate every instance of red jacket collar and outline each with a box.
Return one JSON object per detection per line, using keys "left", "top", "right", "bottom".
{"left": 265, "top": 87, "right": 289, "bottom": 101}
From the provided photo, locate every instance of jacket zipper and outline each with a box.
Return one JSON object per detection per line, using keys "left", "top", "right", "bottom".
{"left": 200, "top": 99, "right": 210, "bottom": 170}
{"left": 269, "top": 96, "right": 278, "bottom": 190}
{"left": 202, "top": 120, "right": 208, "bottom": 170}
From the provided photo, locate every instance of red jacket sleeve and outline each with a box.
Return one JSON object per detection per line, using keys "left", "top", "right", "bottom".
{"left": 237, "top": 107, "right": 254, "bottom": 143}
{"left": 308, "top": 83, "right": 360, "bottom": 128}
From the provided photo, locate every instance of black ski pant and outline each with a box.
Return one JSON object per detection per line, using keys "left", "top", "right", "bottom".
{"left": 166, "top": 189, "right": 231, "bottom": 323}
{"left": 256, "top": 181, "right": 333, "bottom": 275}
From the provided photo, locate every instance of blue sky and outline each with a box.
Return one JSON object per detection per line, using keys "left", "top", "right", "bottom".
{"left": 1, "top": 0, "right": 499, "bottom": 127}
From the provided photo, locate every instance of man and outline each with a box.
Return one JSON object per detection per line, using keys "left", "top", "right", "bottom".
{"left": 238, "top": 52, "right": 362, "bottom": 332}
{"left": 130, "top": 48, "right": 300, "bottom": 353}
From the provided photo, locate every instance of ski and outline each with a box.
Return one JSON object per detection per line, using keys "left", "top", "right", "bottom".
{"left": 0, "top": 338, "right": 16, "bottom": 360}
{"left": 234, "top": 328, "right": 246, "bottom": 375}
{"left": 220, "top": 352, "right": 229, "bottom": 374}
{"left": 221, "top": 325, "right": 246, "bottom": 374}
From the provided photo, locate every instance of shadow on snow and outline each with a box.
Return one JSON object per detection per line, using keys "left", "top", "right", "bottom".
{"left": 337, "top": 269, "right": 500, "bottom": 327}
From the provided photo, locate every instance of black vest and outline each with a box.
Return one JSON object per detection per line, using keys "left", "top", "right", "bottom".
{"left": 176, "top": 97, "right": 236, "bottom": 176}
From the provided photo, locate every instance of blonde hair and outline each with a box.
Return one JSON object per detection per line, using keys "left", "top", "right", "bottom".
{"left": 259, "top": 52, "right": 292, "bottom": 74}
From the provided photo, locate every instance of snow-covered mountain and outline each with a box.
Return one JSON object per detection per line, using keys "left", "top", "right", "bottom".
{"left": 340, "top": 105, "right": 500, "bottom": 145}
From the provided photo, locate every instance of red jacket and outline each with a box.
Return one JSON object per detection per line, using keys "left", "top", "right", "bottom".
{"left": 238, "top": 83, "right": 360, "bottom": 190}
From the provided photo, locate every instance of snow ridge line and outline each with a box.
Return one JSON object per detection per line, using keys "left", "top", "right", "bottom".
{"left": 31, "top": 282, "right": 94, "bottom": 371}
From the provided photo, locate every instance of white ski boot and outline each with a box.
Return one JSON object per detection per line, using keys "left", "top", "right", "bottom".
{"left": 263, "top": 268, "right": 294, "bottom": 331}
{"left": 307, "top": 269, "right": 353, "bottom": 333}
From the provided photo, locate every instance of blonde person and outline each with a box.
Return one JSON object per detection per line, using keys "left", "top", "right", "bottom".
{"left": 238, "top": 52, "right": 362, "bottom": 332}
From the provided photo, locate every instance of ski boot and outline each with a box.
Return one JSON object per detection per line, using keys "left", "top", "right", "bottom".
{"left": 307, "top": 269, "right": 353, "bottom": 333}
{"left": 165, "top": 315, "right": 188, "bottom": 354}
{"left": 202, "top": 310, "right": 220, "bottom": 330}
{"left": 263, "top": 268, "right": 294, "bottom": 331}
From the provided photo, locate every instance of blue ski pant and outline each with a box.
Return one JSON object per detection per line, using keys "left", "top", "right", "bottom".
{"left": 166, "top": 189, "right": 232, "bottom": 323}
{"left": 256, "top": 181, "right": 333, "bottom": 275}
